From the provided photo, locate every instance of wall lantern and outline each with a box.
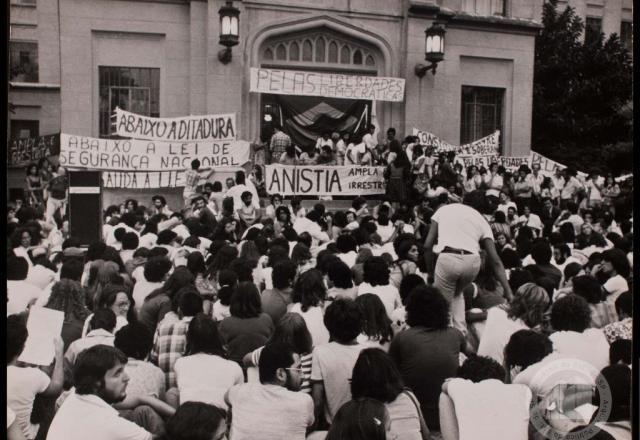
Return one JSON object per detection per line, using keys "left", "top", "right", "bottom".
{"left": 415, "top": 21, "right": 446, "bottom": 77}
{"left": 218, "top": 1, "right": 240, "bottom": 64}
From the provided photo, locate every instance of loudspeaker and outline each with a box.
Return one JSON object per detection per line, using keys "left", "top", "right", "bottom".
{"left": 68, "top": 171, "right": 102, "bottom": 246}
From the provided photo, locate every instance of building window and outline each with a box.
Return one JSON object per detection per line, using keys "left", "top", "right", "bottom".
{"left": 585, "top": 17, "right": 602, "bottom": 43}
{"left": 620, "top": 21, "right": 632, "bottom": 53}
{"left": 460, "top": 86, "right": 504, "bottom": 147}
{"left": 99, "top": 66, "right": 160, "bottom": 137}
{"left": 9, "top": 41, "right": 38, "bottom": 82}
{"left": 462, "top": 0, "right": 507, "bottom": 17}
{"left": 10, "top": 120, "right": 39, "bottom": 140}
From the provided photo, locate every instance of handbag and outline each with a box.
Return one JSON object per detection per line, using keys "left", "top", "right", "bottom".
{"left": 402, "top": 389, "right": 432, "bottom": 440}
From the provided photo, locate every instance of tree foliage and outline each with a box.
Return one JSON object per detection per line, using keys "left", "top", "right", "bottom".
{"left": 532, "top": 0, "right": 633, "bottom": 173}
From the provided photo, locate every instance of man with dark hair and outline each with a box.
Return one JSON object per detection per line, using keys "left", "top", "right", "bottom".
{"left": 269, "top": 124, "right": 292, "bottom": 165}
{"left": 311, "top": 299, "right": 364, "bottom": 425}
{"left": 64, "top": 309, "right": 117, "bottom": 366}
{"left": 114, "top": 323, "right": 167, "bottom": 403}
{"left": 150, "top": 289, "right": 203, "bottom": 389}
{"left": 530, "top": 241, "right": 562, "bottom": 289}
{"left": 47, "top": 345, "right": 153, "bottom": 440}
{"left": 236, "top": 191, "right": 261, "bottom": 229}
{"left": 600, "top": 248, "right": 630, "bottom": 303}
{"left": 191, "top": 195, "right": 218, "bottom": 231}
{"left": 603, "top": 291, "right": 632, "bottom": 344}
{"left": 456, "top": 354, "right": 506, "bottom": 383}
{"left": 8, "top": 314, "right": 64, "bottom": 440}
{"left": 151, "top": 195, "right": 173, "bottom": 217}
{"left": 260, "top": 259, "right": 296, "bottom": 323}
{"left": 225, "top": 171, "right": 260, "bottom": 211}
{"left": 44, "top": 166, "right": 68, "bottom": 224}
{"left": 225, "top": 342, "right": 314, "bottom": 439}
{"left": 132, "top": 256, "right": 172, "bottom": 314}
{"left": 7, "top": 255, "right": 43, "bottom": 315}
{"left": 183, "top": 159, "right": 213, "bottom": 209}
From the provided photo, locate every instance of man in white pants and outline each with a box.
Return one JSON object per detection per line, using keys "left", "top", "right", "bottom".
{"left": 424, "top": 190, "right": 513, "bottom": 334}
{"left": 45, "top": 166, "right": 68, "bottom": 224}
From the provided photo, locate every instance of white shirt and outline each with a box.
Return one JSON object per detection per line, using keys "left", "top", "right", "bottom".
{"left": 174, "top": 353, "right": 243, "bottom": 409}
{"left": 7, "top": 365, "right": 50, "bottom": 440}
{"left": 496, "top": 201, "right": 518, "bottom": 216}
{"left": 132, "top": 280, "right": 164, "bottom": 314}
{"left": 46, "top": 393, "right": 151, "bottom": 440}
{"left": 603, "top": 275, "right": 629, "bottom": 304}
{"left": 293, "top": 217, "right": 329, "bottom": 246}
{"left": 337, "top": 251, "right": 358, "bottom": 269}
{"left": 289, "top": 303, "right": 330, "bottom": 348}
{"left": 345, "top": 143, "right": 365, "bottom": 165}
{"left": 477, "top": 307, "right": 528, "bottom": 366}
{"left": 356, "top": 283, "right": 402, "bottom": 319}
{"left": 105, "top": 223, "right": 138, "bottom": 248}
{"left": 7, "top": 280, "right": 43, "bottom": 316}
{"left": 27, "top": 265, "right": 57, "bottom": 290}
{"left": 64, "top": 329, "right": 115, "bottom": 366}
{"left": 226, "top": 183, "right": 260, "bottom": 211}
{"left": 549, "top": 329, "right": 610, "bottom": 372}
{"left": 431, "top": 203, "right": 494, "bottom": 255}
{"left": 518, "top": 213, "right": 543, "bottom": 232}
{"left": 363, "top": 132, "right": 377, "bottom": 150}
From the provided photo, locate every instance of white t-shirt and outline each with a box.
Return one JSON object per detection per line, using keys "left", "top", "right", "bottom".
{"left": 549, "top": 329, "right": 610, "bottom": 372}
{"left": 26, "top": 265, "right": 57, "bottom": 290}
{"left": 7, "top": 365, "right": 50, "bottom": 440}
{"left": 289, "top": 303, "right": 329, "bottom": 348}
{"left": 603, "top": 275, "right": 628, "bottom": 304}
{"left": 375, "top": 222, "right": 395, "bottom": 243}
{"left": 7, "top": 280, "right": 43, "bottom": 316}
{"left": 357, "top": 283, "right": 402, "bottom": 319}
{"left": 345, "top": 143, "right": 366, "bottom": 165}
{"left": 174, "top": 353, "right": 243, "bottom": 409}
{"left": 138, "top": 233, "right": 157, "bottom": 249}
{"left": 212, "top": 301, "right": 231, "bottom": 322}
{"left": 477, "top": 307, "right": 529, "bottom": 366}
{"left": 226, "top": 383, "right": 314, "bottom": 440}
{"left": 46, "top": 393, "right": 151, "bottom": 440}
{"left": 132, "top": 280, "right": 164, "bottom": 314}
{"left": 431, "top": 203, "right": 494, "bottom": 255}
{"left": 337, "top": 251, "right": 358, "bottom": 269}
{"left": 311, "top": 342, "right": 365, "bottom": 423}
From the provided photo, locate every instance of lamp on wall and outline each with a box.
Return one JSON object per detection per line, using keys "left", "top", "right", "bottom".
{"left": 415, "top": 21, "right": 446, "bottom": 77}
{"left": 218, "top": 1, "right": 240, "bottom": 64}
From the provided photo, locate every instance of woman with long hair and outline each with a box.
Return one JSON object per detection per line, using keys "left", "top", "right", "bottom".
{"left": 212, "top": 217, "right": 239, "bottom": 243}
{"left": 389, "top": 239, "right": 420, "bottom": 289}
{"left": 86, "top": 260, "right": 121, "bottom": 310}
{"left": 352, "top": 348, "right": 430, "bottom": 440}
{"left": 290, "top": 269, "right": 330, "bottom": 347}
{"left": 44, "top": 279, "right": 91, "bottom": 350}
{"left": 25, "top": 163, "right": 44, "bottom": 207}
{"left": 218, "top": 281, "right": 274, "bottom": 364}
{"left": 325, "top": 398, "right": 391, "bottom": 440}
{"left": 243, "top": 312, "right": 314, "bottom": 393}
{"left": 205, "top": 244, "right": 239, "bottom": 281}
{"left": 356, "top": 294, "right": 393, "bottom": 352}
{"left": 186, "top": 252, "right": 215, "bottom": 315}
{"left": 82, "top": 282, "right": 135, "bottom": 337}
{"left": 138, "top": 267, "right": 195, "bottom": 333}
{"left": 173, "top": 314, "right": 243, "bottom": 409}
{"left": 357, "top": 256, "right": 402, "bottom": 319}
{"left": 279, "top": 144, "right": 299, "bottom": 165}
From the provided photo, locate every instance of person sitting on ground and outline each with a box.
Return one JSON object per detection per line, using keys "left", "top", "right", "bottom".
{"left": 64, "top": 308, "right": 117, "bottom": 367}
{"left": 260, "top": 259, "right": 296, "bottom": 324}
{"left": 7, "top": 256, "right": 43, "bottom": 316}
{"left": 326, "top": 259, "right": 358, "bottom": 301}
{"left": 324, "top": 397, "right": 391, "bottom": 440}
{"left": 530, "top": 241, "right": 562, "bottom": 290}
{"left": 225, "top": 341, "right": 315, "bottom": 439}
{"left": 7, "top": 314, "right": 64, "bottom": 440}
{"left": 355, "top": 294, "right": 393, "bottom": 352}
{"left": 47, "top": 345, "right": 154, "bottom": 440}
{"left": 351, "top": 348, "right": 430, "bottom": 440}
{"left": 602, "top": 291, "right": 632, "bottom": 344}
{"left": 357, "top": 256, "right": 402, "bottom": 319}
{"left": 571, "top": 275, "right": 618, "bottom": 329}
{"left": 163, "top": 401, "right": 227, "bottom": 440}
{"left": 172, "top": 314, "right": 243, "bottom": 410}
{"left": 290, "top": 269, "right": 330, "bottom": 348}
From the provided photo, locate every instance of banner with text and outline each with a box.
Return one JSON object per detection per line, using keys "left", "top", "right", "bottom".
{"left": 8, "top": 133, "right": 60, "bottom": 167}
{"left": 250, "top": 68, "right": 405, "bottom": 102}
{"left": 265, "top": 165, "right": 386, "bottom": 196}
{"left": 114, "top": 108, "right": 236, "bottom": 142}
{"left": 101, "top": 167, "right": 243, "bottom": 189}
{"left": 59, "top": 134, "right": 250, "bottom": 172}
{"left": 412, "top": 128, "right": 500, "bottom": 155}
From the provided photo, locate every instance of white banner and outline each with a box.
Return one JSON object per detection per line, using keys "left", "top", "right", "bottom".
{"left": 265, "top": 165, "right": 386, "bottom": 196}
{"left": 114, "top": 108, "right": 236, "bottom": 142}
{"left": 59, "top": 134, "right": 250, "bottom": 172}
{"left": 412, "top": 128, "right": 500, "bottom": 155}
{"left": 250, "top": 68, "right": 405, "bottom": 102}
{"left": 101, "top": 167, "right": 243, "bottom": 189}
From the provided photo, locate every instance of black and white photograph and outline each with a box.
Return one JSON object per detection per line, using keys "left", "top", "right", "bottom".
{"left": 5, "top": 0, "right": 635, "bottom": 439}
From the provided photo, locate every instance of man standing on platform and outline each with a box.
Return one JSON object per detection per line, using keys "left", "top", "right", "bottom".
{"left": 269, "top": 124, "right": 291, "bottom": 165}
{"left": 45, "top": 166, "right": 68, "bottom": 225}
{"left": 182, "top": 159, "right": 213, "bottom": 209}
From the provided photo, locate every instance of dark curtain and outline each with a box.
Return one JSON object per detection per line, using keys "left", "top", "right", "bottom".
{"left": 274, "top": 95, "right": 370, "bottom": 150}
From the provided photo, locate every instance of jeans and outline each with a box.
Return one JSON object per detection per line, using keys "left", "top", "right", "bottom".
{"left": 434, "top": 253, "right": 481, "bottom": 335}
{"left": 45, "top": 197, "right": 65, "bottom": 224}
{"left": 119, "top": 405, "right": 166, "bottom": 438}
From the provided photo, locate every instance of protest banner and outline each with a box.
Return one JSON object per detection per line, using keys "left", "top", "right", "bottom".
{"left": 265, "top": 164, "right": 386, "bottom": 196}
{"left": 18, "top": 307, "right": 64, "bottom": 366}
{"left": 114, "top": 108, "right": 236, "bottom": 142}
{"left": 101, "top": 166, "right": 243, "bottom": 189}
{"left": 412, "top": 128, "right": 500, "bottom": 155}
{"left": 250, "top": 67, "right": 405, "bottom": 102}
{"left": 58, "top": 134, "right": 250, "bottom": 172}
{"left": 8, "top": 133, "right": 60, "bottom": 167}
{"left": 454, "top": 154, "right": 499, "bottom": 169}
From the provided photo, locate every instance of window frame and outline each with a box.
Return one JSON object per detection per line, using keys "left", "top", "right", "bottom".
{"left": 460, "top": 85, "right": 505, "bottom": 151}
{"left": 9, "top": 40, "right": 39, "bottom": 83}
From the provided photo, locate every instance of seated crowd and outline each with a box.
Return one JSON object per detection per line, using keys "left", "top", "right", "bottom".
{"left": 6, "top": 154, "right": 633, "bottom": 440}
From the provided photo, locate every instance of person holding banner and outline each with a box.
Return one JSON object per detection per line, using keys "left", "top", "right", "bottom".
{"left": 183, "top": 160, "right": 214, "bottom": 209}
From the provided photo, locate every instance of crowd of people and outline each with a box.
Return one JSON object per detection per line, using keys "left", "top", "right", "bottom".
{"left": 6, "top": 125, "right": 634, "bottom": 440}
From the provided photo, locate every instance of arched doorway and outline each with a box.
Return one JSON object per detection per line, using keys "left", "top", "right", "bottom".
{"left": 245, "top": 16, "right": 394, "bottom": 147}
